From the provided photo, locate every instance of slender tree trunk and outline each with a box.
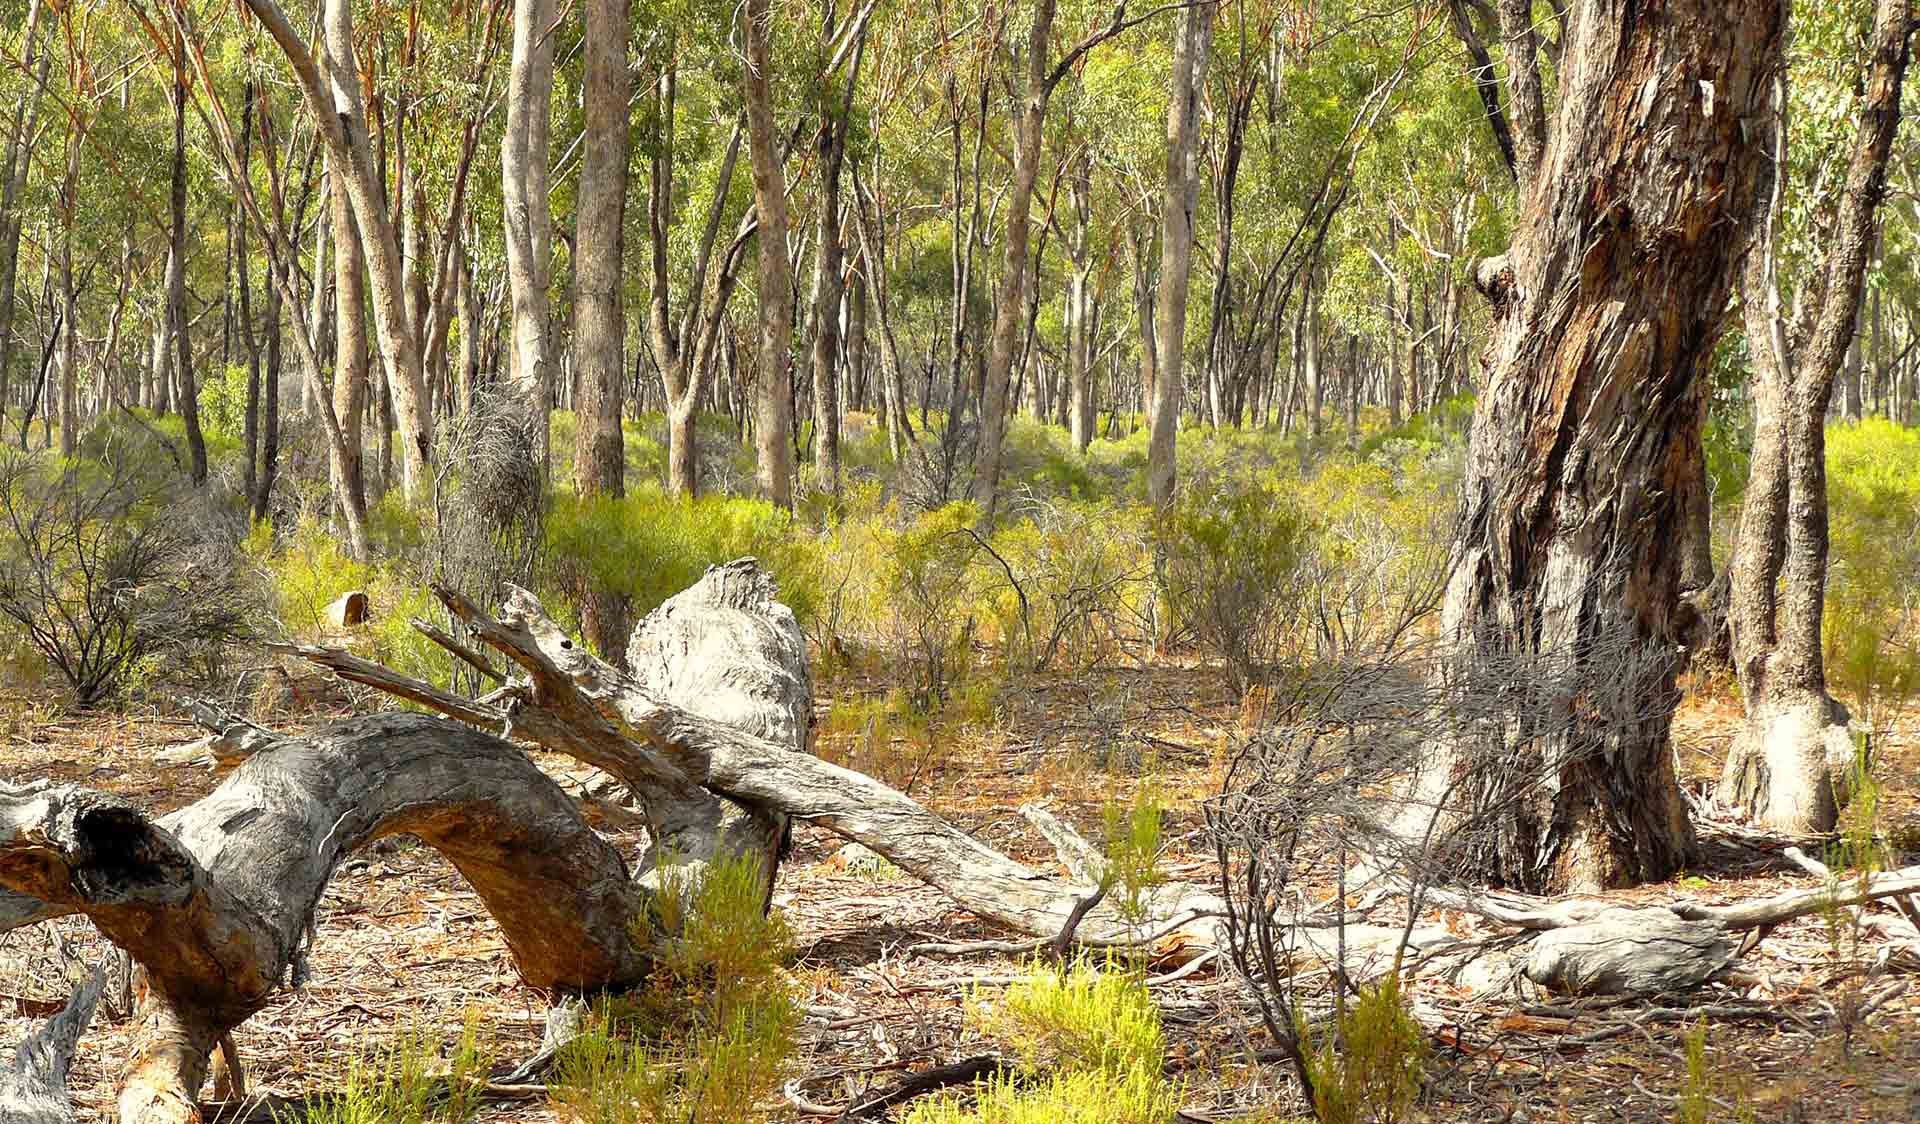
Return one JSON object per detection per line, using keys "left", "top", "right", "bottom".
{"left": 1406, "top": 0, "right": 1782, "bottom": 892}
{"left": 574, "top": 0, "right": 629, "bottom": 501}
{"left": 971, "top": 0, "right": 1057, "bottom": 517}
{"left": 806, "top": 11, "right": 862, "bottom": 503}
{"left": 573, "top": 0, "right": 632, "bottom": 663}
{"left": 1146, "top": 1, "right": 1214, "bottom": 509}
{"left": 1720, "top": 0, "right": 1914, "bottom": 832}
{"left": 502, "top": 0, "right": 556, "bottom": 478}
{"left": 169, "top": 28, "right": 209, "bottom": 486}
{"left": 331, "top": 172, "right": 368, "bottom": 515}
{"left": 743, "top": 0, "right": 795, "bottom": 508}
{"left": 0, "top": 0, "right": 47, "bottom": 420}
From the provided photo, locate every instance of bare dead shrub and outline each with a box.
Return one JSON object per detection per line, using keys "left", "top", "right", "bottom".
{"left": 1206, "top": 607, "right": 1667, "bottom": 1113}
{"left": 0, "top": 443, "right": 250, "bottom": 706}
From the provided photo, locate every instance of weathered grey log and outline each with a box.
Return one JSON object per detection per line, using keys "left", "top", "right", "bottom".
{"left": 0, "top": 967, "right": 101, "bottom": 1124}
{"left": 1523, "top": 907, "right": 1736, "bottom": 996}
{"left": 292, "top": 566, "right": 1224, "bottom": 943}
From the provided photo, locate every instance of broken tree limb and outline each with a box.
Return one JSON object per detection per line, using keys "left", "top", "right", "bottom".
{"left": 1, "top": 966, "right": 101, "bottom": 1124}
{"left": 293, "top": 563, "right": 1227, "bottom": 944}
{"left": 1670, "top": 865, "right": 1920, "bottom": 928}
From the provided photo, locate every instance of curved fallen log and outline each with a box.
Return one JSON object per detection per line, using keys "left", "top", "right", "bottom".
{"left": 288, "top": 560, "right": 1227, "bottom": 944}
{"left": 0, "top": 717, "right": 653, "bottom": 1123}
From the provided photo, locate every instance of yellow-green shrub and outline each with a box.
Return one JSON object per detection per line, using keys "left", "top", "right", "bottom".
{"left": 555, "top": 850, "right": 798, "bottom": 1124}
{"left": 1823, "top": 419, "right": 1920, "bottom": 726}
{"left": 543, "top": 486, "right": 824, "bottom": 637}
{"left": 907, "top": 962, "right": 1179, "bottom": 1124}
{"left": 1299, "top": 975, "right": 1427, "bottom": 1124}
{"left": 1160, "top": 475, "right": 1316, "bottom": 697}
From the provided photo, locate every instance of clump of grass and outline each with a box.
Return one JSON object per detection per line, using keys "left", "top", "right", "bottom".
{"left": 905, "top": 960, "right": 1179, "bottom": 1124}
{"left": 551, "top": 850, "right": 799, "bottom": 1124}
{"left": 1298, "top": 975, "right": 1426, "bottom": 1124}
{"left": 290, "top": 1013, "right": 494, "bottom": 1124}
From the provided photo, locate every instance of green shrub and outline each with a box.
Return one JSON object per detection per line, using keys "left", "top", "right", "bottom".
{"left": 906, "top": 962, "right": 1179, "bottom": 1124}
{"left": 1823, "top": 419, "right": 1920, "bottom": 729}
{"left": 554, "top": 851, "right": 799, "bottom": 1124}
{"left": 543, "top": 487, "right": 823, "bottom": 645}
{"left": 1101, "top": 783, "right": 1168, "bottom": 933}
{"left": 1160, "top": 476, "right": 1316, "bottom": 697}
{"left": 1299, "top": 975, "right": 1427, "bottom": 1124}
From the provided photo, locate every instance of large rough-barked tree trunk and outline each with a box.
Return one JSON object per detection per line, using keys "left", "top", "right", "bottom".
{"left": 1424, "top": 0, "right": 1783, "bottom": 892}
{"left": 1719, "top": 0, "right": 1914, "bottom": 833}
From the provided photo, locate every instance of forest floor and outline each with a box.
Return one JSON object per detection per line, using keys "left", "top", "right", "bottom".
{"left": 2, "top": 665, "right": 1918, "bottom": 1123}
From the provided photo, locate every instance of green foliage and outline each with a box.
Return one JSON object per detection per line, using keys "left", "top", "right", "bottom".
{"left": 906, "top": 962, "right": 1179, "bottom": 1124}
{"left": 1100, "top": 782, "right": 1167, "bottom": 932}
{"left": 290, "top": 1015, "right": 494, "bottom": 1124}
{"left": 1822, "top": 419, "right": 1920, "bottom": 727}
{"left": 1160, "top": 476, "right": 1316, "bottom": 697}
{"left": 543, "top": 487, "right": 822, "bottom": 639}
{"left": 555, "top": 851, "right": 798, "bottom": 1124}
{"left": 1299, "top": 976, "right": 1427, "bottom": 1124}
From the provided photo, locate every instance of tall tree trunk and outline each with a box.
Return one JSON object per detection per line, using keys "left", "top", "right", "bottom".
{"left": 574, "top": 0, "right": 632, "bottom": 664}
{"left": 502, "top": 0, "right": 556, "bottom": 478}
{"left": 743, "top": 0, "right": 795, "bottom": 509}
{"left": 256, "top": 278, "right": 282, "bottom": 523}
{"left": 1719, "top": 0, "right": 1914, "bottom": 832}
{"left": 574, "top": 0, "right": 629, "bottom": 501}
{"left": 970, "top": 0, "right": 1056, "bottom": 517}
{"left": 331, "top": 173, "right": 368, "bottom": 516}
{"left": 1407, "top": 0, "right": 1782, "bottom": 892}
{"left": 0, "top": 0, "right": 47, "bottom": 420}
{"left": 1067, "top": 152, "right": 1095, "bottom": 451}
{"left": 1146, "top": 0, "right": 1214, "bottom": 509}
{"left": 169, "top": 25, "right": 209, "bottom": 486}
{"left": 806, "top": 8, "right": 864, "bottom": 504}
{"left": 55, "top": 139, "right": 77, "bottom": 459}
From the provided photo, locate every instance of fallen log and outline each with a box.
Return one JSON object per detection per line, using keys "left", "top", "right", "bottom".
{"left": 0, "top": 967, "right": 100, "bottom": 1124}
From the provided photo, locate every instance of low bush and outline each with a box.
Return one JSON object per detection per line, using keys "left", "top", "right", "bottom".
{"left": 1299, "top": 975, "right": 1427, "bottom": 1124}
{"left": 1160, "top": 475, "right": 1316, "bottom": 698}
{"left": 551, "top": 851, "right": 798, "bottom": 1124}
{"left": 0, "top": 445, "right": 251, "bottom": 705}
{"left": 905, "top": 961, "right": 1179, "bottom": 1124}
{"left": 543, "top": 486, "right": 824, "bottom": 645}
{"left": 1823, "top": 418, "right": 1920, "bottom": 729}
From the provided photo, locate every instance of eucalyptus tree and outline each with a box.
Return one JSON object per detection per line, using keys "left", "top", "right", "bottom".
{"left": 742, "top": 0, "right": 796, "bottom": 508}
{"left": 1720, "top": 0, "right": 1915, "bottom": 832}
{"left": 1145, "top": 0, "right": 1214, "bottom": 509}
{"left": 1406, "top": 0, "right": 1782, "bottom": 892}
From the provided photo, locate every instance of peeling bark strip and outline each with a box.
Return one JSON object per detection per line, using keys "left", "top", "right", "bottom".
{"left": 1429, "top": 0, "right": 1785, "bottom": 891}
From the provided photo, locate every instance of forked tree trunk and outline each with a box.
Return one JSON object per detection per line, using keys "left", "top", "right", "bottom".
{"left": 1412, "top": 0, "right": 1782, "bottom": 892}
{"left": 1718, "top": 0, "right": 1914, "bottom": 833}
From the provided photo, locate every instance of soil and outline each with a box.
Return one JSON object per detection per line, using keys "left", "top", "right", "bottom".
{"left": 1, "top": 665, "right": 1916, "bottom": 1123}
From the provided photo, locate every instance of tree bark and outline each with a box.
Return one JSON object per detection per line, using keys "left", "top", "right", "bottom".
{"left": 1411, "top": 0, "right": 1783, "bottom": 892}
{"left": 743, "top": 0, "right": 796, "bottom": 509}
{"left": 574, "top": 0, "right": 629, "bottom": 501}
{"left": 502, "top": 0, "right": 556, "bottom": 478}
{"left": 1147, "top": 0, "right": 1213, "bottom": 510}
{"left": 970, "top": 0, "right": 1057, "bottom": 518}
{"left": 573, "top": 0, "right": 633, "bottom": 666}
{"left": 331, "top": 171, "right": 368, "bottom": 515}
{"left": 0, "top": 0, "right": 48, "bottom": 422}
{"left": 1719, "top": 0, "right": 1914, "bottom": 832}
{"left": 169, "top": 22, "right": 209, "bottom": 486}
